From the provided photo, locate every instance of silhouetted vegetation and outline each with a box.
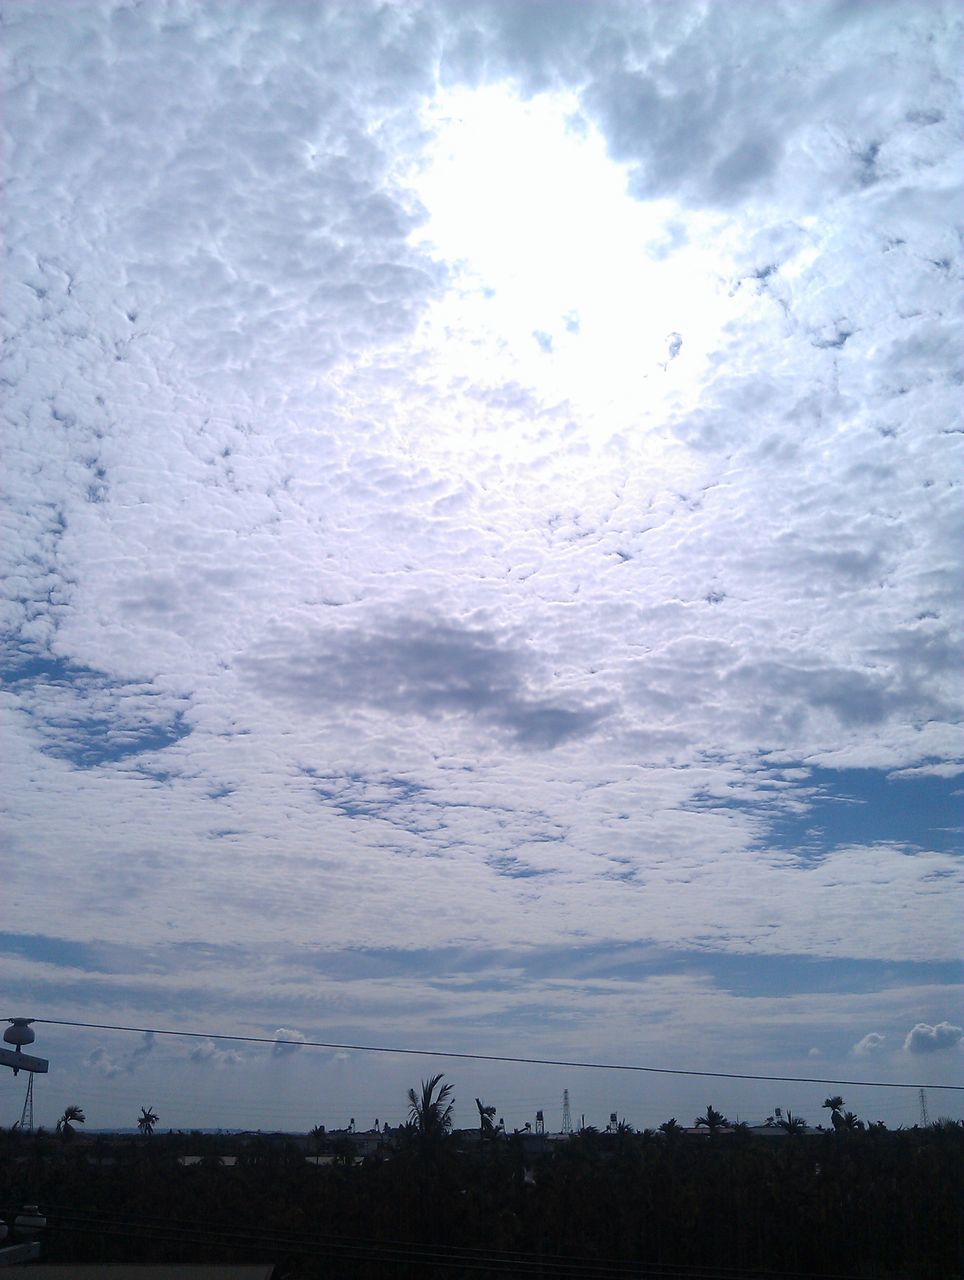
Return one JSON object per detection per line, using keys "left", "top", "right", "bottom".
{"left": 54, "top": 1104, "right": 85, "bottom": 1141}
{"left": 137, "top": 1105, "right": 159, "bottom": 1137}
{"left": 2, "top": 1096, "right": 961, "bottom": 1278}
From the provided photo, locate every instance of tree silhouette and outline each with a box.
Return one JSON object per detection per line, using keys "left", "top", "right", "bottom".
{"left": 56, "top": 1104, "right": 86, "bottom": 1140}
{"left": 137, "top": 1106, "right": 159, "bottom": 1137}
{"left": 0, "top": 1107, "right": 961, "bottom": 1276}
{"left": 659, "top": 1117, "right": 682, "bottom": 1136}
{"left": 694, "top": 1104, "right": 729, "bottom": 1133}
{"left": 777, "top": 1110, "right": 807, "bottom": 1135}
{"left": 475, "top": 1097, "right": 496, "bottom": 1144}
{"left": 407, "top": 1074, "right": 454, "bottom": 1154}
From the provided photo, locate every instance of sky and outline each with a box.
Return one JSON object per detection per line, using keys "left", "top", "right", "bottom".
{"left": 1, "top": 0, "right": 962, "bottom": 1135}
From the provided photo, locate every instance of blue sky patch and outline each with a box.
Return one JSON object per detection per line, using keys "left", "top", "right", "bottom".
{"left": 769, "top": 767, "right": 962, "bottom": 856}
{"left": 2, "top": 645, "right": 190, "bottom": 767}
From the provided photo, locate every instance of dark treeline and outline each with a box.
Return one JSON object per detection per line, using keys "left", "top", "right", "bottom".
{"left": 2, "top": 1104, "right": 962, "bottom": 1278}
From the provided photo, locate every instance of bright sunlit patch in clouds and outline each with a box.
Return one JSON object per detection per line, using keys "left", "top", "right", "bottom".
{"left": 411, "top": 84, "right": 742, "bottom": 440}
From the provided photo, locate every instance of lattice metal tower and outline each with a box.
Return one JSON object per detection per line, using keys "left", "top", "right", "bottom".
{"left": 561, "top": 1089, "right": 572, "bottom": 1135}
{"left": 918, "top": 1088, "right": 929, "bottom": 1127}
{"left": 17, "top": 1072, "right": 35, "bottom": 1132}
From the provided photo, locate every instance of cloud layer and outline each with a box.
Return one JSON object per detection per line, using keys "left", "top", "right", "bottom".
{"left": 2, "top": 0, "right": 962, "bottom": 1127}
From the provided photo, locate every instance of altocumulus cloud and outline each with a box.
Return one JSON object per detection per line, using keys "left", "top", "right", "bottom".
{"left": 903, "top": 1021, "right": 963, "bottom": 1054}
{"left": 1, "top": 0, "right": 963, "bottom": 1130}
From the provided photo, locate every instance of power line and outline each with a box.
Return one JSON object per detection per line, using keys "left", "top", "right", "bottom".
{"left": 25, "top": 1017, "right": 964, "bottom": 1091}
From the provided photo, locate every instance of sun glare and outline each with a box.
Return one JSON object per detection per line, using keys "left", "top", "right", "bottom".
{"left": 411, "top": 85, "right": 736, "bottom": 446}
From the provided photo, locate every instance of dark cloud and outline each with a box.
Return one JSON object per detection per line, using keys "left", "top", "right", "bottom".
{"left": 238, "top": 617, "right": 608, "bottom": 748}
{"left": 730, "top": 659, "right": 922, "bottom": 730}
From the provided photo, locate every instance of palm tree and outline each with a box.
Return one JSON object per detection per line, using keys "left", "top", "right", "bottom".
{"left": 407, "top": 1073, "right": 454, "bottom": 1153}
{"left": 56, "top": 1104, "right": 86, "bottom": 1140}
{"left": 659, "top": 1116, "right": 684, "bottom": 1150}
{"left": 137, "top": 1106, "right": 158, "bottom": 1137}
{"left": 475, "top": 1097, "right": 496, "bottom": 1145}
{"left": 841, "top": 1110, "right": 863, "bottom": 1131}
{"left": 777, "top": 1110, "right": 807, "bottom": 1135}
{"left": 695, "top": 1104, "right": 729, "bottom": 1134}
{"left": 823, "top": 1096, "right": 845, "bottom": 1130}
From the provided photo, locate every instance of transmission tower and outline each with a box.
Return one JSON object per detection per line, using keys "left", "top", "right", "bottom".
{"left": 17, "top": 1072, "right": 35, "bottom": 1132}
{"left": 561, "top": 1089, "right": 572, "bottom": 1135}
{"left": 918, "top": 1088, "right": 929, "bottom": 1127}
{"left": 2, "top": 1019, "right": 47, "bottom": 1133}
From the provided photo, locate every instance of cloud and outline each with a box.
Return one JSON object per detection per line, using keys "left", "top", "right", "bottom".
{"left": 1, "top": 0, "right": 962, "bottom": 1130}
{"left": 3, "top": 0, "right": 444, "bottom": 398}
{"left": 903, "top": 1022, "right": 963, "bottom": 1055}
{"left": 481, "top": 0, "right": 958, "bottom": 212}
{"left": 851, "top": 1032, "right": 886, "bottom": 1057}
{"left": 130, "top": 1031, "right": 155, "bottom": 1067}
{"left": 83, "top": 1032, "right": 154, "bottom": 1078}
{"left": 237, "top": 617, "right": 609, "bottom": 749}
{"left": 188, "top": 1038, "right": 244, "bottom": 1068}
{"left": 272, "top": 1028, "right": 307, "bottom": 1058}
{"left": 83, "top": 1046, "right": 127, "bottom": 1080}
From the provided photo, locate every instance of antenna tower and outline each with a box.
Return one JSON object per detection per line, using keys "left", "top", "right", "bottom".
{"left": 2, "top": 1019, "right": 48, "bottom": 1132}
{"left": 918, "top": 1088, "right": 929, "bottom": 1127}
{"left": 17, "top": 1072, "right": 35, "bottom": 1132}
{"left": 561, "top": 1089, "right": 572, "bottom": 1135}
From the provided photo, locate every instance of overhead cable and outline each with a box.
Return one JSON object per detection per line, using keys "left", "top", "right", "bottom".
{"left": 25, "top": 1017, "right": 964, "bottom": 1091}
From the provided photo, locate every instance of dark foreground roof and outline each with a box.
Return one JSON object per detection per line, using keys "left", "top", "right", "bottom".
{"left": 15, "top": 1267, "right": 274, "bottom": 1279}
